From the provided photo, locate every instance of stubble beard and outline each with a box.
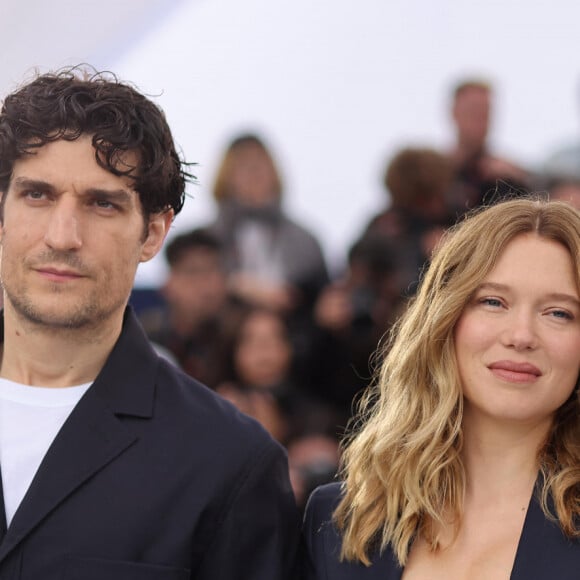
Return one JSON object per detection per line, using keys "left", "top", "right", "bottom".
{"left": 3, "top": 280, "right": 127, "bottom": 333}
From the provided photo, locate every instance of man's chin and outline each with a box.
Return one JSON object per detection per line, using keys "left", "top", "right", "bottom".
{"left": 7, "top": 297, "right": 104, "bottom": 331}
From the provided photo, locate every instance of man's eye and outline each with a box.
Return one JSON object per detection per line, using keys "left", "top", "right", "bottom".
{"left": 94, "top": 199, "right": 115, "bottom": 210}
{"left": 25, "top": 190, "right": 45, "bottom": 200}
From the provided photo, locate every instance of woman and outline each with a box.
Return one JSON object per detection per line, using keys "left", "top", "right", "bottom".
{"left": 302, "top": 198, "right": 580, "bottom": 579}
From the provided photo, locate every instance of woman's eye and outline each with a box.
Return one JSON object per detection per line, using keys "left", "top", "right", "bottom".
{"left": 480, "top": 297, "right": 502, "bottom": 308}
{"left": 548, "top": 309, "right": 573, "bottom": 321}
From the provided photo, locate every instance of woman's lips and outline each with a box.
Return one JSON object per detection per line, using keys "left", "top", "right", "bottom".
{"left": 488, "top": 360, "right": 542, "bottom": 383}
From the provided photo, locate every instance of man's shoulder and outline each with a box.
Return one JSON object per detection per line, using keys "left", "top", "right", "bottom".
{"left": 153, "top": 357, "right": 280, "bottom": 449}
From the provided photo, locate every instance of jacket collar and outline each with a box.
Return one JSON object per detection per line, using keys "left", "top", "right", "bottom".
{"left": 0, "top": 306, "right": 160, "bottom": 561}
{"left": 88, "top": 306, "right": 159, "bottom": 418}
{"left": 0, "top": 306, "right": 159, "bottom": 418}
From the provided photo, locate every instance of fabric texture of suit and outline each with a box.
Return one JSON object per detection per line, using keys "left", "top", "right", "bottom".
{"left": 0, "top": 308, "right": 300, "bottom": 579}
{"left": 301, "top": 481, "right": 580, "bottom": 579}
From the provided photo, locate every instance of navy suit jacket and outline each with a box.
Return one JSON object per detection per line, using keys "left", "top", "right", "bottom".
{"left": 0, "top": 308, "right": 300, "bottom": 579}
{"left": 302, "top": 482, "right": 580, "bottom": 579}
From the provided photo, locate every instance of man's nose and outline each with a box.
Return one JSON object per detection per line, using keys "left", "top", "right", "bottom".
{"left": 43, "top": 201, "right": 82, "bottom": 251}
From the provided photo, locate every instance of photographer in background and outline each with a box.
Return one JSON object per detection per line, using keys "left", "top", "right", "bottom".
{"left": 305, "top": 235, "right": 405, "bottom": 426}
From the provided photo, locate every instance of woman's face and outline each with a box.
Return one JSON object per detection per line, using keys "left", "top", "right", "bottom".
{"left": 454, "top": 233, "right": 580, "bottom": 426}
{"left": 234, "top": 310, "right": 292, "bottom": 388}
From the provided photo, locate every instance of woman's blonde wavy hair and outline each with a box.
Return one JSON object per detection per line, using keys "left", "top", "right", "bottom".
{"left": 334, "top": 197, "right": 580, "bottom": 566}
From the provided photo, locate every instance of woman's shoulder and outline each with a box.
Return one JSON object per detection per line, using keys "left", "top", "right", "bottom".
{"left": 305, "top": 482, "right": 343, "bottom": 518}
{"left": 301, "top": 483, "right": 344, "bottom": 579}
{"left": 303, "top": 483, "right": 343, "bottom": 546}
{"left": 301, "top": 483, "right": 400, "bottom": 579}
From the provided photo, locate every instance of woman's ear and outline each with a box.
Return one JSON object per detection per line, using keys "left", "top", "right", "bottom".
{"left": 140, "top": 209, "right": 174, "bottom": 263}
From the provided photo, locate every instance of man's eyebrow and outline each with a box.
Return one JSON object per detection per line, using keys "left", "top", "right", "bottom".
{"left": 12, "top": 177, "right": 55, "bottom": 193}
{"left": 84, "top": 188, "right": 135, "bottom": 205}
{"left": 476, "top": 282, "right": 580, "bottom": 308}
{"left": 12, "top": 178, "right": 134, "bottom": 204}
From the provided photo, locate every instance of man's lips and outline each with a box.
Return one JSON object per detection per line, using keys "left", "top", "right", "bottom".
{"left": 35, "top": 267, "right": 85, "bottom": 281}
{"left": 488, "top": 360, "right": 542, "bottom": 383}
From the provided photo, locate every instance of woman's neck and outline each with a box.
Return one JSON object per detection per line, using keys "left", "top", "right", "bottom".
{"left": 461, "top": 407, "right": 551, "bottom": 502}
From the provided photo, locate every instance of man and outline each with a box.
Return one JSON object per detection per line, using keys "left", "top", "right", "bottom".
{"left": 0, "top": 67, "right": 299, "bottom": 579}
{"left": 447, "top": 79, "right": 530, "bottom": 215}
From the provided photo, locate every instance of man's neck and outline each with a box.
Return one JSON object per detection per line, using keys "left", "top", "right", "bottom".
{"left": 0, "top": 305, "right": 124, "bottom": 387}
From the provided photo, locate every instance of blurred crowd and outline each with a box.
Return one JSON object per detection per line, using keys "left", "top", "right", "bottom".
{"left": 133, "top": 78, "right": 580, "bottom": 511}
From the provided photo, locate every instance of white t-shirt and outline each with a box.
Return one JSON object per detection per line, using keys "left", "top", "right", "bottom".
{"left": 0, "top": 378, "right": 91, "bottom": 526}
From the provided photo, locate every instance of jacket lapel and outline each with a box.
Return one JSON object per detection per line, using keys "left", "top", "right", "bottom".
{"left": 511, "top": 490, "right": 580, "bottom": 579}
{"left": 0, "top": 308, "right": 159, "bottom": 564}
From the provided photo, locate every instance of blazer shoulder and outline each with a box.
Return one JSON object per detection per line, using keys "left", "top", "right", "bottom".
{"left": 304, "top": 482, "right": 343, "bottom": 531}
{"left": 154, "top": 357, "right": 284, "bottom": 456}
{"left": 302, "top": 483, "right": 401, "bottom": 579}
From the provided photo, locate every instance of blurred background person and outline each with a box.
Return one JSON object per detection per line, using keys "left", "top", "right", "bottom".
{"left": 548, "top": 177, "right": 580, "bottom": 210}
{"left": 306, "top": 234, "right": 405, "bottom": 427}
{"left": 362, "top": 147, "right": 456, "bottom": 297}
{"left": 215, "top": 305, "right": 303, "bottom": 445}
{"left": 304, "top": 147, "right": 455, "bottom": 427}
{"left": 542, "top": 83, "right": 580, "bottom": 182}
{"left": 214, "top": 303, "right": 342, "bottom": 508}
{"left": 208, "top": 133, "right": 329, "bottom": 315}
{"left": 447, "top": 79, "right": 531, "bottom": 215}
{"left": 138, "top": 228, "right": 240, "bottom": 388}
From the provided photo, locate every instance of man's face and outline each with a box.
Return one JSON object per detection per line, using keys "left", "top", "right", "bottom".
{"left": 0, "top": 136, "right": 171, "bottom": 331}
{"left": 452, "top": 87, "right": 491, "bottom": 151}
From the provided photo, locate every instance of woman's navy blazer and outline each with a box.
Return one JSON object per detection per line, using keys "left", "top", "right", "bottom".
{"left": 302, "top": 482, "right": 580, "bottom": 579}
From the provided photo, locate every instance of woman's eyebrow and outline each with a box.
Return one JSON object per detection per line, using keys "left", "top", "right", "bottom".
{"left": 474, "top": 282, "right": 509, "bottom": 293}
{"left": 544, "top": 293, "right": 580, "bottom": 308}
{"left": 476, "top": 282, "right": 580, "bottom": 308}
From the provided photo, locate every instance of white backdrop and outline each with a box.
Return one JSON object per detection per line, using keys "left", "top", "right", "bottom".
{"left": 1, "top": 0, "right": 579, "bottom": 285}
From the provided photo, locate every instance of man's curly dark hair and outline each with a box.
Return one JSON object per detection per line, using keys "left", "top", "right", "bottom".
{"left": 0, "top": 65, "right": 195, "bottom": 218}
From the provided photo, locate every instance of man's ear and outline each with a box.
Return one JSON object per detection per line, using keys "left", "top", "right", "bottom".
{"left": 0, "top": 190, "right": 5, "bottom": 243}
{"left": 140, "top": 209, "right": 174, "bottom": 263}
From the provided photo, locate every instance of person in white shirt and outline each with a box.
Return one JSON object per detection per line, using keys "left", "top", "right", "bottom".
{"left": 0, "top": 65, "right": 299, "bottom": 580}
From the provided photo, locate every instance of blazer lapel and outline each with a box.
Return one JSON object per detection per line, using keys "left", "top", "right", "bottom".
{"left": 511, "top": 491, "right": 580, "bottom": 579}
{"left": 0, "top": 391, "right": 137, "bottom": 563}
{"left": 0, "top": 308, "right": 158, "bottom": 564}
